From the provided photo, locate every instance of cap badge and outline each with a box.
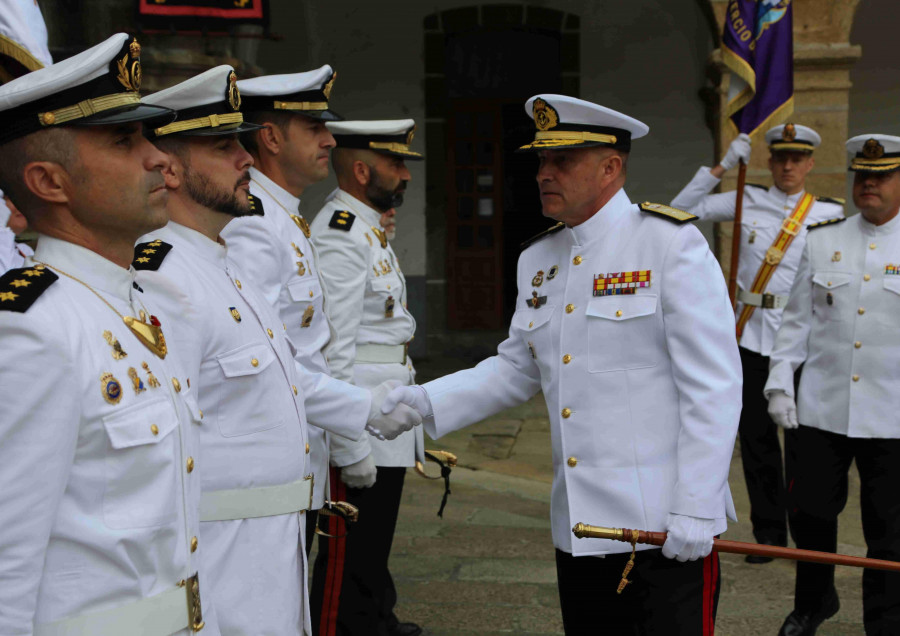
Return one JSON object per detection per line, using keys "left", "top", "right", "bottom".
{"left": 406, "top": 125, "right": 416, "bottom": 146}
{"left": 115, "top": 39, "right": 142, "bottom": 92}
{"left": 323, "top": 72, "right": 337, "bottom": 101}
{"left": 782, "top": 123, "right": 796, "bottom": 141}
{"left": 227, "top": 71, "right": 242, "bottom": 111}
{"left": 533, "top": 98, "right": 559, "bottom": 131}
{"left": 863, "top": 138, "right": 885, "bottom": 159}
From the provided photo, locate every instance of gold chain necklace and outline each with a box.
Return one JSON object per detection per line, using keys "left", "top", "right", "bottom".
{"left": 34, "top": 260, "right": 168, "bottom": 359}
{"left": 251, "top": 178, "right": 311, "bottom": 238}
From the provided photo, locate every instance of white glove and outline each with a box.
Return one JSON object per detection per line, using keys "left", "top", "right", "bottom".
{"left": 382, "top": 384, "right": 433, "bottom": 419}
{"left": 366, "top": 380, "right": 422, "bottom": 441}
{"left": 661, "top": 513, "right": 717, "bottom": 562}
{"left": 720, "top": 133, "right": 752, "bottom": 171}
{"left": 340, "top": 454, "right": 376, "bottom": 489}
{"left": 767, "top": 390, "right": 799, "bottom": 429}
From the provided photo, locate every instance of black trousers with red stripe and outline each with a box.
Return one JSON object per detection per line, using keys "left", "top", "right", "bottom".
{"left": 555, "top": 548, "right": 720, "bottom": 635}
{"left": 310, "top": 466, "right": 407, "bottom": 636}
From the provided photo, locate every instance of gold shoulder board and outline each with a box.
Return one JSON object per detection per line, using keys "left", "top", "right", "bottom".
{"left": 639, "top": 202, "right": 697, "bottom": 224}
{"left": 815, "top": 195, "right": 846, "bottom": 206}
{"left": 132, "top": 240, "right": 174, "bottom": 271}
{"left": 0, "top": 266, "right": 59, "bottom": 313}
{"left": 807, "top": 217, "right": 846, "bottom": 231}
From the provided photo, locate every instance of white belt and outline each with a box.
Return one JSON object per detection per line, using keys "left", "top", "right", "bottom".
{"left": 200, "top": 476, "right": 313, "bottom": 522}
{"left": 34, "top": 585, "right": 189, "bottom": 636}
{"left": 354, "top": 343, "right": 408, "bottom": 365}
{"left": 737, "top": 288, "right": 789, "bottom": 309}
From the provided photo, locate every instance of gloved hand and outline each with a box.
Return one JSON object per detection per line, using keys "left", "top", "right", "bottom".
{"left": 720, "top": 133, "right": 752, "bottom": 171}
{"left": 340, "top": 454, "right": 376, "bottom": 489}
{"left": 381, "top": 384, "right": 433, "bottom": 419}
{"left": 661, "top": 513, "right": 717, "bottom": 562}
{"left": 366, "top": 380, "right": 422, "bottom": 441}
{"left": 767, "top": 390, "right": 799, "bottom": 429}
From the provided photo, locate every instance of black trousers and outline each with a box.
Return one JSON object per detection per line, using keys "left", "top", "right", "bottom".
{"left": 305, "top": 509, "right": 318, "bottom": 556}
{"left": 738, "top": 346, "right": 787, "bottom": 544}
{"left": 785, "top": 425, "right": 900, "bottom": 634}
{"left": 555, "top": 548, "right": 720, "bottom": 635}
{"left": 310, "top": 465, "right": 407, "bottom": 636}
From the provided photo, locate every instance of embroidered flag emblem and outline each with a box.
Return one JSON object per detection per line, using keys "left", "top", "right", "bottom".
{"left": 885, "top": 264, "right": 900, "bottom": 275}
{"left": 593, "top": 271, "right": 651, "bottom": 296}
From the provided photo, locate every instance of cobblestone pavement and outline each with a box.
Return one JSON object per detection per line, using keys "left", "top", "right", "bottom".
{"left": 373, "top": 368, "right": 869, "bottom": 635}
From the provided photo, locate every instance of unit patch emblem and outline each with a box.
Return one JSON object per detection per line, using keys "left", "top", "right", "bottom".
{"left": 532, "top": 270, "right": 544, "bottom": 287}
{"left": 547, "top": 265, "right": 559, "bottom": 280}
{"left": 101, "top": 372, "right": 123, "bottom": 405}
{"left": 526, "top": 290, "right": 547, "bottom": 309}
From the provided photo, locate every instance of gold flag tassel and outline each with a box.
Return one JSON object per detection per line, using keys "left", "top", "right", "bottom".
{"left": 414, "top": 450, "right": 457, "bottom": 517}
{"left": 617, "top": 531, "right": 640, "bottom": 594}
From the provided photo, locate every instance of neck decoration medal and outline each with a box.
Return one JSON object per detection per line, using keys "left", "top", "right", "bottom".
{"left": 124, "top": 312, "right": 168, "bottom": 359}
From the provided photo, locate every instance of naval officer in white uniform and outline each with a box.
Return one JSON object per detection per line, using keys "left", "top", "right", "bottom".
{"left": 0, "top": 34, "right": 210, "bottom": 636}
{"left": 222, "top": 68, "right": 400, "bottom": 556}
{"left": 765, "top": 134, "right": 900, "bottom": 636}
{"left": 385, "top": 95, "right": 742, "bottom": 634}
{"left": 671, "top": 124, "right": 844, "bottom": 558}
{"left": 308, "top": 119, "right": 424, "bottom": 636}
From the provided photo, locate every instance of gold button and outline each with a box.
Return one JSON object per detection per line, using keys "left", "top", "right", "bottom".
{"left": 150, "top": 424, "right": 159, "bottom": 435}
{"left": 387, "top": 285, "right": 392, "bottom": 290}
{"left": 855, "top": 341, "right": 862, "bottom": 349}
{"left": 292, "top": 385, "right": 298, "bottom": 395}
{"left": 870, "top": 243, "right": 876, "bottom": 250}
{"left": 283, "top": 323, "right": 287, "bottom": 330}
{"left": 305, "top": 443, "right": 310, "bottom": 454}
{"left": 172, "top": 377, "right": 181, "bottom": 393}
{"left": 199, "top": 409, "right": 203, "bottom": 419}
{"left": 827, "top": 282, "right": 832, "bottom": 287}
{"left": 267, "top": 328, "right": 274, "bottom": 338}
{"left": 309, "top": 291, "right": 314, "bottom": 298}
{"left": 573, "top": 255, "right": 583, "bottom": 266}
{"left": 186, "top": 457, "right": 194, "bottom": 473}
{"left": 40, "top": 111, "right": 56, "bottom": 125}
{"left": 615, "top": 310, "right": 623, "bottom": 317}
{"left": 567, "top": 457, "right": 577, "bottom": 467}
{"left": 528, "top": 321, "right": 534, "bottom": 328}
{"left": 187, "top": 378, "right": 191, "bottom": 388}
{"left": 251, "top": 358, "right": 259, "bottom": 367}
{"left": 858, "top": 307, "right": 865, "bottom": 315}
{"left": 864, "top": 274, "right": 871, "bottom": 282}
{"left": 853, "top": 374, "right": 860, "bottom": 382}
{"left": 565, "top": 304, "right": 575, "bottom": 314}
{"left": 562, "top": 354, "right": 572, "bottom": 364}
{"left": 235, "top": 279, "right": 242, "bottom": 289}
{"left": 561, "top": 408, "right": 572, "bottom": 418}
{"left": 190, "top": 536, "right": 198, "bottom": 553}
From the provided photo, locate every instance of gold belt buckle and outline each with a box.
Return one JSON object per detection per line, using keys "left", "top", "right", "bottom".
{"left": 181, "top": 573, "right": 205, "bottom": 632}
{"left": 781, "top": 216, "right": 801, "bottom": 236}
{"left": 761, "top": 293, "right": 776, "bottom": 309}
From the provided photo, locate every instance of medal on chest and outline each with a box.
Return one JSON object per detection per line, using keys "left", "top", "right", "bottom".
{"left": 526, "top": 290, "right": 547, "bottom": 308}
{"left": 593, "top": 271, "right": 651, "bottom": 296}
{"left": 748, "top": 230, "right": 757, "bottom": 244}
{"left": 385, "top": 295, "right": 395, "bottom": 318}
{"left": 291, "top": 214, "right": 311, "bottom": 238}
{"left": 301, "top": 304, "right": 315, "bottom": 328}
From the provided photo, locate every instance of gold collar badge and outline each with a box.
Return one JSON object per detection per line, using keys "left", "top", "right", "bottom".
{"left": 116, "top": 38, "right": 142, "bottom": 92}
{"left": 782, "top": 123, "right": 796, "bottom": 141}
{"left": 533, "top": 98, "right": 559, "bottom": 131}
{"left": 228, "top": 71, "right": 242, "bottom": 111}
{"left": 863, "top": 139, "right": 885, "bottom": 159}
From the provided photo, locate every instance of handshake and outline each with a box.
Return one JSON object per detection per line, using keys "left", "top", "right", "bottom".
{"left": 365, "top": 381, "right": 433, "bottom": 441}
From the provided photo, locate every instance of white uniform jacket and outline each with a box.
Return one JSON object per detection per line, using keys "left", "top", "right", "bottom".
{"left": 0, "top": 226, "right": 33, "bottom": 273}
{"left": 310, "top": 189, "right": 423, "bottom": 468}
{"left": 765, "top": 212, "right": 900, "bottom": 439}
{"left": 423, "top": 189, "right": 742, "bottom": 556}
{"left": 0, "top": 236, "right": 208, "bottom": 636}
{"left": 671, "top": 167, "right": 844, "bottom": 355}
{"left": 221, "top": 168, "right": 370, "bottom": 508}
{"left": 135, "top": 223, "right": 316, "bottom": 635}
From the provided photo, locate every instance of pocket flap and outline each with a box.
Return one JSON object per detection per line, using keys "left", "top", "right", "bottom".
{"left": 370, "top": 277, "right": 401, "bottom": 293}
{"left": 103, "top": 399, "right": 178, "bottom": 449}
{"left": 884, "top": 277, "right": 900, "bottom": 295}
{"left": 511, "top": 307, "right": 554, "bottom": 332}
{"left": 812, "top": 272, "right": 852, "bottom": 289}
{"left": 586, "top": 294, "right": 658, "bottom": 321}
{"left": 288, "top": 278, "right": 321, "bottom": 302}
{"left": 216, "top": 342, "right": 275, "bottom": 378}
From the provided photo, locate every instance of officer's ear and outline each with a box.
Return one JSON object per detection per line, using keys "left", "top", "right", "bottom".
{"left": 160, "top": 156, "right": 181, "bottom": 190}
{"left": 21, "top": 161, "right": 70, "bottom": 206}
{"left": 256, "top": 123, "right": 282, "bottom": 156}
{"left": 352, "top": 159, "right": 371, "bottom": 187}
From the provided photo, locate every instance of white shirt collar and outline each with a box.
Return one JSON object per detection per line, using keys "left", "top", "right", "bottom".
{"left": 329, "top": 188, "right": 384, "bottom": 228}
{"left": 249, "top": 166, "right": 301, "bottom": 215}
{"left": 32, "top": 234, "right": 134, "bottom": 300}
{"left": 567, "top": 187, "right": 632, "bottom": 247}
{"left": 163, "top": 222, "right": 227, "bottom": 268}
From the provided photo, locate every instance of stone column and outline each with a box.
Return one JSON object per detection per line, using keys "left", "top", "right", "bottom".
{"left": 705, "top": 0, "right": 862, "bottom": 271}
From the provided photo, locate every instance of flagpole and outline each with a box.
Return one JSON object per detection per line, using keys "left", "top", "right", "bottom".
{"left": 727, "top": 160, "right": 747, "bottom": 310}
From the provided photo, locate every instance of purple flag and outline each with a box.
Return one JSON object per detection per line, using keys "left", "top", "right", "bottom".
{"left": 722, "top": 0, "right": 794, "bottom": 136}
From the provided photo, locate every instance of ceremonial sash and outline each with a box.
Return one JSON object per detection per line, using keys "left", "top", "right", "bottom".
{"left": 735, "top": 192, "right": 816, "bottom": 338}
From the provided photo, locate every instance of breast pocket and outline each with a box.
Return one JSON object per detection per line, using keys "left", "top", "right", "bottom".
{"left": 511, "top": 306, "right": 554, "bottom": 360}
{"left": 288, "top": 278, "right": 322, "bottom": 328}
{"left": 214, "top": 342, "right": 284, "bottom": 437}
{"left": 812, "top": 271, "right": 852, "bottom": 322}
{"left": 585, "top": 294, "right": 662, "bottom": 373}
{"left": 103, "top": 398, "right": 179, "bottom": 529}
